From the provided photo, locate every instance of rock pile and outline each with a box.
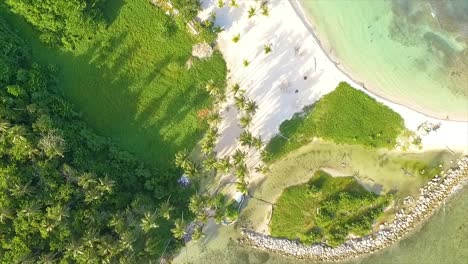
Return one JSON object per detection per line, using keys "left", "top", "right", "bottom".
{"left": 192, "top": 43, "right": 213, "bottom": 59}
{"left": 240, "top": 157, "right": 468, "bottom": 262}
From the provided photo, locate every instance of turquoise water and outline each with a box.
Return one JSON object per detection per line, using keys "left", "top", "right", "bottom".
{"left": 301, "top": 0, "right": 468, "bottom": 120}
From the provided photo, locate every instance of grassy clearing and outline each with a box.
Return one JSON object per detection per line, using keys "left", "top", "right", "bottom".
{"left": 270, "top": 171, "right": 392, "bottom": 247}
{"left": 1, "top": 0, "right": 227, "bottom": 171}
{"left": 265, "top": 82, "right": 405, "bottom": 162}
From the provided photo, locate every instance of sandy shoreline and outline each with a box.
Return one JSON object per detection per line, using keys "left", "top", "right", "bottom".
{"left": 292, "top": 0, "right": 468, "bottom": 122}
{"left": 198, "top": 0, "right": 467, "bottom": 162}
{"left": 173, "top": 2, "right": 468, "bottom": 261}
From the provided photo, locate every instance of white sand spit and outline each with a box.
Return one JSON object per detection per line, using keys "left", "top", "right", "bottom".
{"left": 198, "top": 0, "right": 468, "bottom": 166}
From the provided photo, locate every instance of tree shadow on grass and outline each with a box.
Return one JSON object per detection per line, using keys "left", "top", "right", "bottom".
{"left": 103, "top": 0, "right": 125, "bottom": 24}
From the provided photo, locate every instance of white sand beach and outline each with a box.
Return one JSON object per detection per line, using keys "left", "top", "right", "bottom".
{"left": 198, "top": 0, "right": 468, "bottom": 161}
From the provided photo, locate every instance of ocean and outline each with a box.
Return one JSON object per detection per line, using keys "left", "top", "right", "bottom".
{"left": 301, "top": 0, "right": 468, "bottom": 120}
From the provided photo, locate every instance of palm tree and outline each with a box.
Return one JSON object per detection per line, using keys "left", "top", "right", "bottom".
{"left": 231, "top": 83, "right": 241, "bottom": 95}
{"left": 192, "top": 225, "right": 204, "bottom": 241}
{"left": 0, "top": 120, "right": 10, "bottom": 134}
{"left": 171, "top": 218, "right": 187, "bottom": 240}
{"left": 235, "top": 163, "right": 248, "bottom": 180}
{"left": 159, "top": 198, "right": 175, "bottom": 220}
{"left": 41, "top": 219, "right": 56, "bottom": 233}
{"left": 77, "top": 248, "right": 99, "bottom": 264}
{"left": 239, "top": 131, "right": 254, "bottom": 147}
{"left": 174, "top": 149, "right": 189, "bottom": 170}
{"left": 243, "top": 59, "right": 250, "bottom": 67}
{"left": 215, "top": 156, "right": 231, "bottom": 174}
{"left": 140, "top": 210, "right": 159, "bottom": 233}
{"left": 248, "top": 6, "right": 256, "bottom": 18}
{"left": 97, "top": 237, "right": 117, "bottom": 260}
{"left": 200, "top": 137, "right": 215, "bottom": 155}
{"left": 239, "top": 114, "right": 252, "bottom": 128}
{"left": 98, "top": 176, "right": 115, "bottom": 194}
{"left": 11, "top": 181, "right": 33, "bottom": 197}
{"left": 264, "top": 43, "right": 272, "bottom": 54}
{"left": 0, "top": 207, "right": 13, "bottom": 223}
{"left": 234, "top": 95, "right": 246, "bottom": 110}
{"left": 252, "top": 136, "right": 263, "bottom": 149}
{"left": 188, "top": 194, "right": 205, "bottom": 215}
{"left": 8, "top": 125, "right": 27, "bottom": 144}
{"left": 232, "top": 33, "right": 240, "bottom": 43}
{"left": 261, "top": 3, "right": 269, "bottom": 16}
{"left": 244, "top": 100, "right": 258, "bottom": 115}
{"left": 16, "top": 253, "right": 36, "bottom": 264}
{"left": 183, "top": 161, "right": 198, "bottom": 178}
{"left": 207, "top": 126, "right": 219, "bottom": 138}
{"left": 232, "top": 149, "right": 247, "bottom": 166}
{"left": 195, "top": 212, "right": 208, "bottom": 223}
{"left": 20, "top": 202, "right": 40, "bottom": 221}
{"left": 46, "top": 204, "right": 69, "bottom": 222}
{"left": 37, "top": 252, "right": 58, "bottom": 264}
{"left": 84, "top": 188, "right": 103, "bottom": 204}
{"left": 229, "top": 0, "right": 239, "bottom": 8}
{"left": 65, "top": 240, "right": 84, "bottom": 259}
{"left": 205, "top": 80, "right": 219, "bottom": 97}
{"left": 202, "top": 155, "right": 217, "bottom": 171}
{"left": 78, "top": 172, "right": 97, "bottom": 189}
{"left": 38, "top": 132, "right": 66, "bottom": 158}
{"left": 82, "top": 229, "right": 99, "bottom": 249}
{"left": 236, "top": 181, "right": 248, "bottom": 195}
{"left": 109, "top": 212, "right": 125, "bottom": 230}
{"left": 217, "top": 0, "right": 224, "bottom": 8}
{"left": 207, "top": 112, "right": 222, "bottom": 126}
{"left": 119, "top": 231, "right": 136, "bottom": 251}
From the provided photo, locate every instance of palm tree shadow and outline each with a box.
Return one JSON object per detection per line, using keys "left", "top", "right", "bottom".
{"left": 103, "top": 0, "right": 125, "bottom": 24}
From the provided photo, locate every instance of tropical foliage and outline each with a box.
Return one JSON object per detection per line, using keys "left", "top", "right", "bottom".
{"left": 270, "top": 171, "right": 392, "bottom": 247}
{"left": 0, "top": 19, "right": 193, "bottom": 262}
{"left": 4, "top": 0, "right": 107, "bottom": 50}
{"left": 265, "top": 82, "right": 406, "bottom": 162}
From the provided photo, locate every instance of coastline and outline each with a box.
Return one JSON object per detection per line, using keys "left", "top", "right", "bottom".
{"left": 240, "top": 157, "right": 468, "bottom": 262}
{"left": 291, "top": 0, "right": 468, "bottom": 122}
{"left": 173, "top": 1, "right": 468, "bottom": 262}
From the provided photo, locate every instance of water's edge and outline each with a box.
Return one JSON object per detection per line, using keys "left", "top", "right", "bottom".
{"left": 240, "top": 157, "right": 468, "bottom": 262}
{"left": 290, "top": 0, "right": 467, "bottom": 122}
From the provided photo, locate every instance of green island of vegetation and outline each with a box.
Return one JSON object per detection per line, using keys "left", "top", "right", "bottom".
{"left": 270, "top": 171, "right": 392, "bottom": 247}
{"left": 0, "top": 0, "right": 227, "bottom": 262}
{"left": 265, "top": 82, "right": 406, "bottom": 162}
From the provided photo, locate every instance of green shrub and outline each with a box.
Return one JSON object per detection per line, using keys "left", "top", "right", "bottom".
{"left": 270, "top": 171, "right": 391, "bottom": 247}
{"left": 265, "top": 82, "right": 405, "bottom": 162}
{"left": 5, "top": 0, "right": 107, "bottom": 50}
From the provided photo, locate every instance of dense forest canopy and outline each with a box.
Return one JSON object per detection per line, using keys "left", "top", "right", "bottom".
{"left": 4, "top": 0, "right": 107, "bottom": 50}
{"left": 0, "top": 17, "right": 192, "bottom": 262}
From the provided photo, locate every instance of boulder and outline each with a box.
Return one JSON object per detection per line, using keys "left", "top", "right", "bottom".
{"left": 192, "top": 43, "right": 213, "bottom": 59}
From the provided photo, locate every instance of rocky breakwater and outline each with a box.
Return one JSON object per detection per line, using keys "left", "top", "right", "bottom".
{"left": 240, "top": 157, "right": 468, "bottom": 262}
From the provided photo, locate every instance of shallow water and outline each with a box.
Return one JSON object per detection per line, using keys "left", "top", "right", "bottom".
{"left": 174, "top": 143, "right": 466, "bottom": 264}
{"left": 176, "top": 187, "right": 468, "bottom": 264}
{"left": 301, "top": 0, "right": 468, "bottom": 120}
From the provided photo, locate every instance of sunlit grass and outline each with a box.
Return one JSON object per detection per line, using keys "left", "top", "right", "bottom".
{"left": 2, "top": 0, "right": 227, "bottom": 171}
{"left": 270, "top": 171, "right": 392, "bottom": 246}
